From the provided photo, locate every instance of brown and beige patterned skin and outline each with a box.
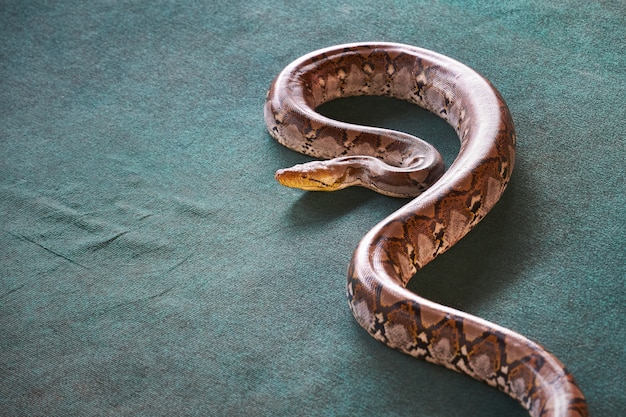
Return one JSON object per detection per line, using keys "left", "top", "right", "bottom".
{"left": 265, "top": 43, "right": 588, "bottom": 417}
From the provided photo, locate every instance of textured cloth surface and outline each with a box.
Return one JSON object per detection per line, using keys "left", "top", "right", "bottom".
{"left": 1, "top": 1, "right": 624, "bottom": 416}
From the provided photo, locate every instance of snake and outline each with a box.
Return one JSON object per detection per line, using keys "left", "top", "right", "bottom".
{"left": 264, "top": 42, "right": 588, "bottom": 417}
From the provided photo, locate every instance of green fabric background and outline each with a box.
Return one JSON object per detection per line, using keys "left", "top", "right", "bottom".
{"left": 1, "top": 1, "right": 624, "bottom": 416}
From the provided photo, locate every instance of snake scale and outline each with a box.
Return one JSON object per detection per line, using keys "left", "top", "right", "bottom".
{"left": 264, "top": 43, "right": 588, "bottom": 417}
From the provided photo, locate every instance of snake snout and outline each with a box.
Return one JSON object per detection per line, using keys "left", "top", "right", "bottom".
{"left": 275, "top": 167, "right": 307, "bottom": 187}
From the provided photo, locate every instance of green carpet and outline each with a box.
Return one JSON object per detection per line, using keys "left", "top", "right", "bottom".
{"left": 1, "top": 1, "right": 624, "bottom": 416}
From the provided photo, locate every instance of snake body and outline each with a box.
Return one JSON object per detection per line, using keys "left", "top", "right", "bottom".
{"left": 265, "top": 43, "right": 588, "bottom": 417}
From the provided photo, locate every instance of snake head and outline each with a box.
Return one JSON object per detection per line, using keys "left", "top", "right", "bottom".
{"left": 274, "top": 155, "right": 443, "bottom": 197}
{"left": 275, "top": 160, "right": 354, "bottom": 192}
